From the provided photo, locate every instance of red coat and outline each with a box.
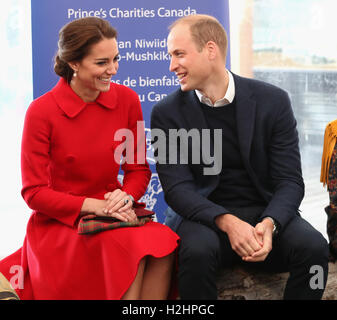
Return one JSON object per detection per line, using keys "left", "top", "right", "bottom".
{"left": 0, "top": 79, "right": 179, "bottom": 299}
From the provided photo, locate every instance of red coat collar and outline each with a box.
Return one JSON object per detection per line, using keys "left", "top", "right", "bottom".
{"left": 51, "top": 78, "right": 117, "bottom": 118}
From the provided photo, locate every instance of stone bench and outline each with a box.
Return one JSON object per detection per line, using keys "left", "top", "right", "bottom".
{"left": 217, "top": 262, "right": 337, "bottom": 300}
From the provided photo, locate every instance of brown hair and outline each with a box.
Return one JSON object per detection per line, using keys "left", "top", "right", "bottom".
{"left": 54, "top": 17, "right": 117, "bottom": 83}
{"left": 169, "top": 14, "right": 228, "bottom": 60}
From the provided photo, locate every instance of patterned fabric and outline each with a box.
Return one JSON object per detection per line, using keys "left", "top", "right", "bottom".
{"left": 78, "top": 207, "right": 154, "bottom": 235}
{"left": 0, "top": 272, "right": 19, "bottom": 300}
{"left": 78, "top": 215, "right": 152, "bottom": 235}
{"left": 327, "top": 142, "right": 337, "bottom": 208}
{"left": 326, "top": 142, "right": 337, "bottom": 261}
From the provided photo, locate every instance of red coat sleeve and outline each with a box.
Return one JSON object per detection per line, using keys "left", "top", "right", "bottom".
{"left": 21, "top": 97, "right": 86, "bottom": 227}
{"left": 117, "top": 88, "right": 151, "bottom": 200}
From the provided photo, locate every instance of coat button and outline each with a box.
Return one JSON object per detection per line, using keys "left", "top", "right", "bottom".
{"left": 65, "top": 155, "right": 76, "bottom": 163}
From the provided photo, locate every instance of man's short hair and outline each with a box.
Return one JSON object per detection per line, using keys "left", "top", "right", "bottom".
{"left": 169, "top": 14, "right": 228, "bottom": 60}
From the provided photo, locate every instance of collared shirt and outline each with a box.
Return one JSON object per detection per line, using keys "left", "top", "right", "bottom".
{"left": 195, "top": 69, "right": 235, "bottom": 107}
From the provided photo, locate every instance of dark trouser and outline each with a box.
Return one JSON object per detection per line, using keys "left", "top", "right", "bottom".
{"left": 176, "top": 207, "right": 329, "bottom": 300}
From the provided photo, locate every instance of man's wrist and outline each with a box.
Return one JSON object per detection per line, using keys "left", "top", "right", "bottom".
{"left": 215, "top": 213, "right": 236, "bottom": 232}
{"left": 263, "top": 217, "right": 278, "bottom": 236}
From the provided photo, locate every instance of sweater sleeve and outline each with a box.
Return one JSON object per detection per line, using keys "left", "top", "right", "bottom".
{"left": 21, "top": 99, "right": 86, "bottom": 227}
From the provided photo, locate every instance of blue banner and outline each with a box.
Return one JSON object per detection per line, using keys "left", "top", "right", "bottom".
{"left": 31, "top": 0, "right": 230, "bottom": 222}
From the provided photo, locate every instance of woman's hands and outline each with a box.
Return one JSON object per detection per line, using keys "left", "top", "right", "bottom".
{"left": 80, "top": 190, "right": 137, "bottom": 222}
{"left": 103, "top": 189, "right": 133, "bottom": 214}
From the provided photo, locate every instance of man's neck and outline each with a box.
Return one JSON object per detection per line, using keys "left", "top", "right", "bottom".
{"left": 198, "top": 68, "right": 229, "bottom": 104}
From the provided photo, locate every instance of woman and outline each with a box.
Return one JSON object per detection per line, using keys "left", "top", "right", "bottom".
{"left": 0, "top": 17, "right": 179, "bottom": 299}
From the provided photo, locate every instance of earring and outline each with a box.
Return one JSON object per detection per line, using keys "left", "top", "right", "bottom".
{"left": 73, "top": 71, "right": 77, "bottom": 77}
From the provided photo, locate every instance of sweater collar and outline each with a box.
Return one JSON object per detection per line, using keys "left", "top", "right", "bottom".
{"left": 51, "top": 78, "right": 117, "bottom": 118}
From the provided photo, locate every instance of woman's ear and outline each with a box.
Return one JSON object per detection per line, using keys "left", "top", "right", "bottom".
{"left": 68, "top": 61, "right": 79, "bottom": 73}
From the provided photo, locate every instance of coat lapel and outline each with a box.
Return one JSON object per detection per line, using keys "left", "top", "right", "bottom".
{"left": 180, "top": 77, "right": 257, "bottom": 166}
{"left": 233, "top": 74, "right": 256, "bottom": 166}
{"left": 177, "top": 77, "right": 257, "bottom": 179}
{"left": 180, "top": 91, "right": 220, "bottom": 180}
{"left": 181, "top": 90, "right": 209, "bottom": 130}
{"left": 233, "top": 74, "right": 272, "bottom": 202}
{"left": 176, "top": 74, "right": 267, "bottom": 201}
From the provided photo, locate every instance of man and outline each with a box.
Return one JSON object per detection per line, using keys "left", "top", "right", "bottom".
{"left": 151, "top": 14, "right": 329, "bottom": 300}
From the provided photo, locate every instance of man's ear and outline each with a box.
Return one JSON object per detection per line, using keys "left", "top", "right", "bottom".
{"left": 205, "top": 41, "right": 218, "bottom": 60}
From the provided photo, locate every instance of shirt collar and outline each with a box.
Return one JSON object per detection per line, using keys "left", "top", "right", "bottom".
{"left": 51, "top": 78, "right": 117, "bottom": 118}
{"left": 195, "top": 69, "right": 235, "bottom": 107}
